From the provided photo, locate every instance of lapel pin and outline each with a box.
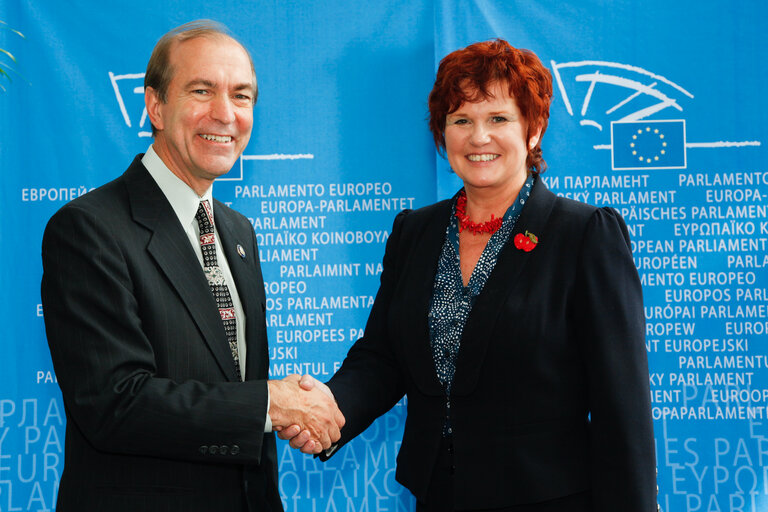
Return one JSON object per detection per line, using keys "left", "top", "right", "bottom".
{"left": 514, "top": 231, "right": 538, "bottom": 252}
{"left": 236, "top": 244, "right": 246, "bottom": 259}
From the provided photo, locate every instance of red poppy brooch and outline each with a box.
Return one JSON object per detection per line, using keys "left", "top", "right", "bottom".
{"left": 514, "top": 231, "right": 538, "bottom": 252}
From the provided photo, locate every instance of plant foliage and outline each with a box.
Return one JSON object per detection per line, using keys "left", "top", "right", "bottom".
{"left": 0, "top": 20, "right": 25, "bottom": 92}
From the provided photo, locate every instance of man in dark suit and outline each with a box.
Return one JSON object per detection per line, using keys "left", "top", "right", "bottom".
{"left": 41, "top": 20, "right": 342, "bottom": 512}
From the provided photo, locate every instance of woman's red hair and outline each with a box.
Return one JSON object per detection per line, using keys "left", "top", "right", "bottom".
{"left": 428, "top": 39, "right": 553, "bottom": 174}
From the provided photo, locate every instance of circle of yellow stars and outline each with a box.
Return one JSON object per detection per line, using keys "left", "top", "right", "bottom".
{"left": 630, "top": 126, "right": 668, "bottom": 163}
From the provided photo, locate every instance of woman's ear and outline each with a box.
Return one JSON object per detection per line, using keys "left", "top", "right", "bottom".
{"left": 528, "top": 126, "right": 542, "bottom": 149}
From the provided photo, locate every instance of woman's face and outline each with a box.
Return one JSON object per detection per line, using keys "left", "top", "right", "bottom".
{"left": 444, "top": 82, "right": 540, "bottom": 197}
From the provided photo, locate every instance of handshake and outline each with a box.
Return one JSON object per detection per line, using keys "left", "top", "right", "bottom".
{"left": 267, "top": 374, "right": 343, "bottom": 454}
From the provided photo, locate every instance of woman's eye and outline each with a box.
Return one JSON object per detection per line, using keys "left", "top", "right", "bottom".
{"left": 492, "top": 116, "right": 508, "bottom": 123}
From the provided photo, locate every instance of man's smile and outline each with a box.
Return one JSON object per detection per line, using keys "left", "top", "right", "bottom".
{"left": 200, "top": 134, "right": 233, "bottom": 143}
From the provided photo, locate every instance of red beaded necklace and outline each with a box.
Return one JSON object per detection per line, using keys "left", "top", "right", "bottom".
{"left": 454, "top": 190, "right": 504, "bottom": 235}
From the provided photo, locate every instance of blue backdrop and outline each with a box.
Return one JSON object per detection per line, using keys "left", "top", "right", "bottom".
{"left": 1, "top": 1, "right": 766, "bottom": 511}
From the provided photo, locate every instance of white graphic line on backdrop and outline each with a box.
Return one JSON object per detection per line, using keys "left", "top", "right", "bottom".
{"left": 580, "top": 120, "right": 603, "bottom": 130}
{"left": 218, "top": 153, "right": 316, "bottom": 182}
{"left": 606, "top": 82, "right": 658, "bottom": 116}
{"left": 594, "top": 141, "right": 762, "bottom": 150}
{"left": 109, "top": 71, "right": 155, "bottom": 136}
{"left": 109, "top": 72, "right": 144, "bottom": 128}
{"left": 552, "top": 60, "right": 694, "bottom": 116}
{"left": 551, "top": 60, "right": 694, "bottom": 132}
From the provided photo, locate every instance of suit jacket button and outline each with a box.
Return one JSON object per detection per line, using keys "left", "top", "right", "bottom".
{"left": 220, "top": 445, "right": 228, "bottom": 455}
{"left": 199, "top": 445, "right": 208, "bottom": 455}
{"left": 209, "top": 445, "right": 218, "bottom": 455}
{"left": 231, "top": 445, "right": 240, "bottom": 455}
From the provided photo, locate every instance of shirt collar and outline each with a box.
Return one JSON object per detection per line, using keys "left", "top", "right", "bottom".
{"left": 142, "top": 144, "right": 214, "bottom": 226}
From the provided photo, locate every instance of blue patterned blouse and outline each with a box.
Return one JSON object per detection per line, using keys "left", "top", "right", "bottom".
{"left": 428, "top": 174, "right": 535, "bottom": 406}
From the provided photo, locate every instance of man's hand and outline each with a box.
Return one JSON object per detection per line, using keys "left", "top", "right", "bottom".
{"left": 277, "top": 374, "right": 339, "bottom": 454}
{"left": 298, "top": 374, "right": 334, "bottom": 399}
{"left": 268, "top": 375, "right": 344, "bottom": 454}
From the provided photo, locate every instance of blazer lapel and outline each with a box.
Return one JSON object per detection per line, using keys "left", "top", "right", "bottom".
{"left": 400, "top": 201, "right": 453, "bottom": 396}
{"left": 214, "top": 205, "right": 269, "bottom": 379}
{"left": 214, "top": 206, "right": 262, "bottom": 321}
{"left": 452, "top": 178, "right": 557, "bottom": 395}
{"left": 123, "top": 158, "right": 240, "bottom": 381}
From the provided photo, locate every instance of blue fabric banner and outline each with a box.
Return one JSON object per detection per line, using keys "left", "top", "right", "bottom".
{"left": 0, "top": 1, "right": 766, "bottom": 510}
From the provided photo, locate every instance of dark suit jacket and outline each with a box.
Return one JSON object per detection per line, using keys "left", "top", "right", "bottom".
{"left": 326, "top": 178, "right": 656, "bottom": 511}
{"left": 41, "top": 156, "right": 282, "bottom": 512}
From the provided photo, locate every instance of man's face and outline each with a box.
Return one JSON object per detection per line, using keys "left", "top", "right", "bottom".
{"left": 147, "top": 36, "right": 254, "bottom": 194}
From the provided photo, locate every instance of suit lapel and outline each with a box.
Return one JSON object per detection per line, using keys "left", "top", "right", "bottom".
{"left": 123, "top": 158, "right": 239, "bottom": 381}
{"left": 214, "top": 204, "right": 269, "bottom": 380}
{"left": 452, "top": 178, "right": 557, "bottom": 395}
{"left": 214, "top": 205, "right": 261, "bottom": 322}
{"left": 400, "top": 201, "right": 452, "bottom": 396}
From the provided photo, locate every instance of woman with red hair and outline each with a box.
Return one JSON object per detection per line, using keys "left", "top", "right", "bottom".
{"left": 293, "top": 39, "right": 656, "bottom": 512}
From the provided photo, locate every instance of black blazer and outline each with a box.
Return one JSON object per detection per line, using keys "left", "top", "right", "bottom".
{"left": 41, "top": 156, "right": 282, "bottom": 512}
{"left": 326, "top": 178, "right": 656, "bottom": 511}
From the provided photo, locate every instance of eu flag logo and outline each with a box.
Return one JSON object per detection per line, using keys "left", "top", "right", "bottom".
{"left": 611, "top": 120, "right": 686, "bottom": 170}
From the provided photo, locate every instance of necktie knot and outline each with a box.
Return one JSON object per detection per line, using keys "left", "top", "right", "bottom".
{"left": 196, "top": 200, "right": 214, "bottom": 234}
{"left": 196, "top": 201, "right": 219, "bottom": 268}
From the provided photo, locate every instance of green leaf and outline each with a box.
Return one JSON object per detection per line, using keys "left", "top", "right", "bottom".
{"left": 0, "top": 48, "right": 17, "bottom": 63}
{"left": 0, "top": 20, "right": 27, "bottom": 90}
{"left": 0, "top": 20, "right": 25, "bottom": 39}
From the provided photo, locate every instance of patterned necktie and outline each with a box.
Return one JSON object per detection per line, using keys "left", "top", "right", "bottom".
{"left": 195, "top": 200, "right": 242, "bottom": 381}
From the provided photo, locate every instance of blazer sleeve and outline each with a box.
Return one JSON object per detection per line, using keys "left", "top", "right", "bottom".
{"left": 574, "top": 207, "right": 657, "bottom": 511}
{"left": 41, "top": 203, "right": 270, "bottom": 464}
{"left": 323, "top": 210, "right": 411, "bottom": 456}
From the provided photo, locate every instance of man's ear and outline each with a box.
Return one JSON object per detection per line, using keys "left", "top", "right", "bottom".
{"left": 145, "top": 86, "right": 164, "bottom": 131}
